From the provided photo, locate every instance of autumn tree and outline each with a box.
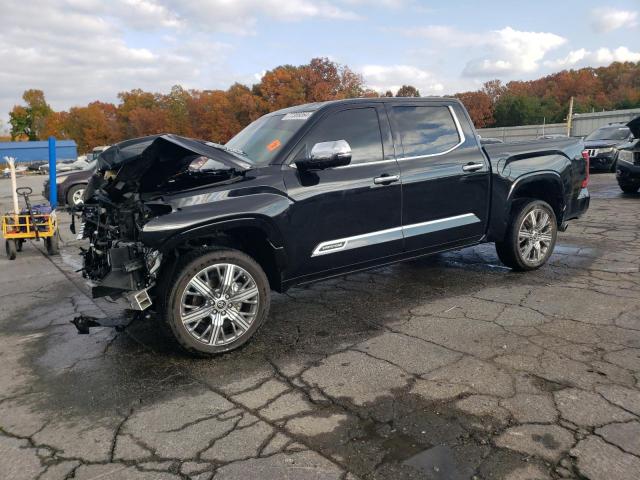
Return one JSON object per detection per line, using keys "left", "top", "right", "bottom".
{"left": 226, "top": 83, "right": 266, "bottom": 126}
{"left": 188, "top": 90, "right": 240, "bottom": 143}
{"left": 481, "top": 80, "right": 506, "bottom": 106}
{"left": 42, "top": 111, "right": 70, "bottom": 139}
{"left": 257, "top": 65, "right": 306, "bottom": 111}
{"left": 302, "top": 57, "right": 342, "bottom": 101}
{"left": 64, "top": 102, "right": 119, "bottom": 153}
{"left": 455, "top": 91, "right": 494, "bottom": 127}
{"left": 9, "top": 89, "right": 53, "bottom": 140}
{"left": 127, "top": 107, "right": 169, "bottom": 137}
{"left": 6, "top": 59, "right": 640, "bottom": 147}
{"left": 117, "top": 89, "right": 165, "bottom": 138}
{"left": 396, "top": 85, "right": 420, "bottom": 97}
{"left": 338, "top": 65, "right": 365, "bottom": 98}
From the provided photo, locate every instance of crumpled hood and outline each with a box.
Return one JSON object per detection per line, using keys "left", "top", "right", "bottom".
{"left": 628, "top": 116, "right": 640, "bottom": 139}
{"left": 98, "top": 134, "right": 251, "bottom": 172}
{"left": 89, "top": 134, "right": 252, "bottom": 200}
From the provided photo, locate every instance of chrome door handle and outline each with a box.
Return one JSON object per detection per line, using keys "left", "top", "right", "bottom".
{"left": 462, "top": 162, "right": 484, "bottom": 172}
{"left": 373, "top": 174, "right": 400, "bottom": 185}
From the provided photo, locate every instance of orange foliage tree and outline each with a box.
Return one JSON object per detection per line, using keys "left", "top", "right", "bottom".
{"left": 7, "top": 59, "right": 640, "bottom": 150}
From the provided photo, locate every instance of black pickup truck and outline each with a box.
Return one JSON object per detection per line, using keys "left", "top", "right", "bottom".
{"left": 76, "top": 98, "right": 590, "bottom": 355}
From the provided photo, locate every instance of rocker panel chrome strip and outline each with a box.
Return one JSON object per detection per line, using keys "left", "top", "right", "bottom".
{"left": 311, "top": 213, "right": 480, "bottom": 257}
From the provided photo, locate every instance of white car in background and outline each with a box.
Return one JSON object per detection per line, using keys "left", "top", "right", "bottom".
{"left": 38, "top": 145, "right": 111, "bottom": 174}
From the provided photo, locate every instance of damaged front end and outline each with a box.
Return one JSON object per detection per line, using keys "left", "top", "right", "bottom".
{"left": 78, "top": 198, "right": 164, "bottom": 306}
{"left": 75, "top": 134, "right": 250, "bottom": 311}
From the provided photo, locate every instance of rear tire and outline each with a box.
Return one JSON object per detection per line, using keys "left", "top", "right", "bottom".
{"left": 496, "top": 199, "right": 557, "bottom": 271}
{"left": 5, "top": 240, "right": 17, "bottom": 260}
{"left": 16, "top": 239, "right": 24, "bottom": 252}
{"left": 619, "top": 183, "right": 639, "bottom": 194}
{"left": 162, "top": 248, "right": 271, "bottom": 356}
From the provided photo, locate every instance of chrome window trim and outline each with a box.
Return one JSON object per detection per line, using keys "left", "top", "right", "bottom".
{"left": 289, "top": 104, "right": 466, "bottom": 170}
{"left": 311, "top": 213, "right": 480, "bottom": 257}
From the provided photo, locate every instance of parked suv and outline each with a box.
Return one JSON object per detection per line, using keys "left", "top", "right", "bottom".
{"left": 584, "top": 123, "right": 634, "bottom": 171}
{"left": 616, "top": 117, "right": 640, "bottom": 193}
{"left": 76, "top": 98, "right": 589, "bottom": 355}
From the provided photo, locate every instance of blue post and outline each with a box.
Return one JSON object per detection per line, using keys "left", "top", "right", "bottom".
{"left": 48, "top": 136, "right": 57, "bottom": 208}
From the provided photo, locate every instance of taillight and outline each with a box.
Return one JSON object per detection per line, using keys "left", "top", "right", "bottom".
{"left": 581, "top": 150, "right": 590, "bottom": 188}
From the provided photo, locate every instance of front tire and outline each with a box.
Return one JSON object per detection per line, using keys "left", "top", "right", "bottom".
{"left": 66, "top": 184, "right": 86, "bottom": 206}
{"left": 163, "top": 249, "right": 271, "bottom": 356}
{"left": 496, "top": 200, "right": 557, "bottom": 271}
{"left": 619, "top": 183, "right": 639, "bottom": 194}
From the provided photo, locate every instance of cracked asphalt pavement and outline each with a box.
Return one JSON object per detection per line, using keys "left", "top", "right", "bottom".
{"left": 1, "top": 173, "right": 639, "bottom": 479}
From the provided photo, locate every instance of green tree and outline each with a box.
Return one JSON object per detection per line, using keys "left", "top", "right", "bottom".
{"left": 493, "top": 94, "right": 544, "bottom": 127}
{"left": 396, "top": 85, "right": 420, "bottom": 97}
{"left": 9, "top": 89, "right": 53, "bottom": 140}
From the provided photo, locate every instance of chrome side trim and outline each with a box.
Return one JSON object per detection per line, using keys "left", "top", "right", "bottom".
{"left": 402, "top": 213, "right": 480, "bottom": 238}
{"left": 312, "top": 226, "right": 404, "bottom": 257}
{"left": 311, "top": 213, "right": 481, "bottom": 257}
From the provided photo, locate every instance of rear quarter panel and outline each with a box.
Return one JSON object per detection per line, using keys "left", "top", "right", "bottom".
{"left": 484, "top": 139, "right": 586, "bottom": 241}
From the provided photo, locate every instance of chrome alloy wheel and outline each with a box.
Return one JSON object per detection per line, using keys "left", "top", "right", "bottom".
{"left": 72, "top": 188, "right": 85, "bottom": 205}
{"left": 517, "top": 207, "right": 553, "bottom": 266}
{"left": 179, "top": 263, "right": 259, "bottom": 346}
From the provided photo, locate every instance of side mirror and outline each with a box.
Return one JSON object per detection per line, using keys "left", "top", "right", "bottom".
{"left": 295, "top": 140, "right": 352, "bottom": 170}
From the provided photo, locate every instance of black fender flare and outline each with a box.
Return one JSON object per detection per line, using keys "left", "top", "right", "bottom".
{"left": 157, "top": 215, "right": 288, "bottom": 271}
{"left": 489, "top": 171, "right": 565, "bottom": 242}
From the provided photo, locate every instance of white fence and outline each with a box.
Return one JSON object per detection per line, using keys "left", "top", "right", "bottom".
{"left": 477, "top": 107, "right": 640, "bottom": 142}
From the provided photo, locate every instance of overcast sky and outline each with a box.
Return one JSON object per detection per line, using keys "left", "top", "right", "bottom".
{"left": 0, "top": 0, "right": 638, "bottom": 130}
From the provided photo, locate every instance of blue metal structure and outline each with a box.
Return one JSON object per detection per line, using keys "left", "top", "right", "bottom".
{"left": 0, "top": 140, "right": 77, "bottom": 164}
{"left": 48, "top": 137, "right": 57, "bottom": 208}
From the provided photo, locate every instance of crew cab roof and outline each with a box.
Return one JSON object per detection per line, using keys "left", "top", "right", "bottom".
{"left": 265, "top": 97, "right": 462, "bottom": 117}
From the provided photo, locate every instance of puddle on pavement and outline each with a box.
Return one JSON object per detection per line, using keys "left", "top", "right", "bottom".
{"left": 403, "top": 445, "right": 470, "bottom": 480}
{"left": 302, "top": 387, "right": 549, "bottom": 480}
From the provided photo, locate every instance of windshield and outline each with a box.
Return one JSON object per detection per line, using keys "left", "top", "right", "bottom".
{"left": 585, "top": 126, "right": 630, "bottom": 141}
{"left": 225, "top": 112, "right": 313, "bottom": 165}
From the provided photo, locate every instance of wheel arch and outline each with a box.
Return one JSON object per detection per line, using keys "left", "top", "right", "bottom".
{"left": 489, "top": 172, "right": 566, "bottom": 242}
{"left": 158, "top": 216, "right": 288, "bottom": 292}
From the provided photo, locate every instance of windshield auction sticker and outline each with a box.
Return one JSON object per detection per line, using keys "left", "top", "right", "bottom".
{"left": 267, "top": 139, "right": 281, "bottom": 152}
{"left": 282, "top": 112, "right": 313, "bottom": 121}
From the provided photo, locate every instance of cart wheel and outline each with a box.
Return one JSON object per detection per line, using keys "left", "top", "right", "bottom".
{"left": 5, "top": 240, "right": 17, "bottom": 260}
{"left": 45, "top": 234, "right": 59, "bottom": 256}
{"left": 16, "top": 239, "right": 24, "bottom": 252}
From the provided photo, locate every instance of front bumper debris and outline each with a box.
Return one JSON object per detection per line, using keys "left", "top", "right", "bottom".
{"left": 71, "top": 311, "right": 145, "bottom": 334}
{"left": 125, "top": 288, "right": 152, "bottom": 311}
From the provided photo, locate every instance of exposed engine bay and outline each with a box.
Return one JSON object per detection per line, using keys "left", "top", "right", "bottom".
{"left": 76, "top": 134, "right": 250, "bottom": 306}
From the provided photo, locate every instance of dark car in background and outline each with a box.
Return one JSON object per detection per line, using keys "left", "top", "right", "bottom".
{"left": 584, "top": 123, "right": 634, "bottom": 172}
{"left": 616, "top": 117, "right": 640, "bottom": 194}
{"left": 43, "top": 160, "right": 96, "bottom": 206}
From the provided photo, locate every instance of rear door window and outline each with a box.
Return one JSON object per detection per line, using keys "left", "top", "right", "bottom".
{"left": 391, "top": 106, "right": 461, "bottom": 158}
